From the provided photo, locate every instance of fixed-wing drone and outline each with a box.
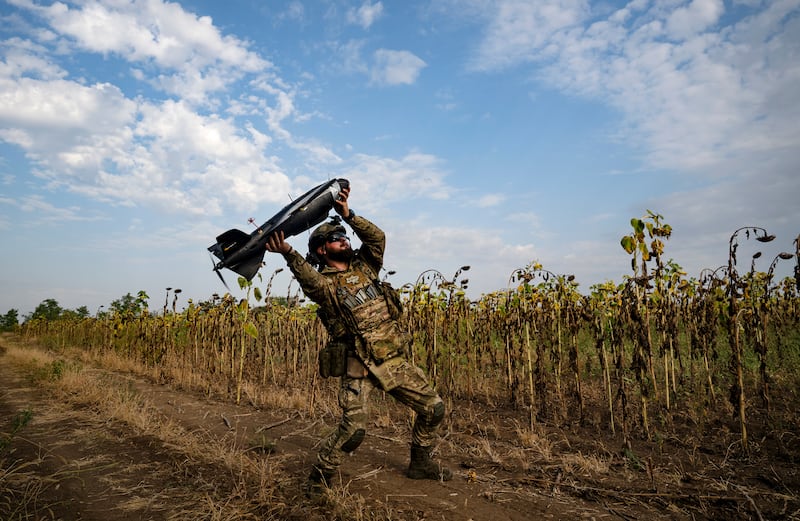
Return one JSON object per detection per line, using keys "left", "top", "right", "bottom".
{"left": 208, "top": 178, "right": 349, "bottom": 287}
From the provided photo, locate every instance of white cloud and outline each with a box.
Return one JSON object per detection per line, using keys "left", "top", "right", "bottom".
{"left": 4, "top": 78, "right": 132, "bottom": 128}
{"left": 329, "top": 41, "right": 426, "bottom": 88}
{"left": 44, "top": 0, "right": 266, "bottom": 70}
{"left": 344, "top": 152, "right": 451, "bottom": 214}
{"left": 467, "top": 0, "right": 590, "bottom": 72}
{"left": 13, "top": 0, "right": 271, "bottom": 102}
{"left": 665, "top": 0, "right": 724, "bottom": 40}
{"left": 0, "top": 76, "right": 128, "bottom": 183}
{"left": 0, "top": 37, "right": 67, "bottom": 79}
{"left": 0, "top": 71, "right": 294, "bottom": 215}
{"left": 250, "top": 80, "right": 342, "bottom": 164}
{"left": 463, "top": 0, "right": 800, "bottom": 178}
{"left": 0, "top": 1, "right": 351, "bottom": 217}
{"left": 348, "top": 1, "right": 384, "bottom": 29}
{"left": 370, "top": 49, "right": 426, "bottom": 85}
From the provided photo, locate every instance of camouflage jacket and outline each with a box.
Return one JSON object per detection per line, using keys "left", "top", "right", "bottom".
{"left": 281, "top": 214, "right": 407, "bottom": 365}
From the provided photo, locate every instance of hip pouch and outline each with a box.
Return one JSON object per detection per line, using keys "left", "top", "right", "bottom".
{"left": 360, "top": 327, "right": 409, "bottom": 364}
{"left": 318, "top": 340, "right": 347, "bottom": 378}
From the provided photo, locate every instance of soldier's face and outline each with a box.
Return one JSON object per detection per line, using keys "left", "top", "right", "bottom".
{"left": 319, "top": 234, "right": 352, "bottom": 263}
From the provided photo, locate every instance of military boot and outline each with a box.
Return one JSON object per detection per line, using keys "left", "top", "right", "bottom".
{"left": 306, "top": 465, "right": 335, "bottom": 497}
{"left": 406, "top": 444, "right": 452, "bottom": 481}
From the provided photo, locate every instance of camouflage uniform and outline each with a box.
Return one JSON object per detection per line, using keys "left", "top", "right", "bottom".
{"left": 280, "top": 213, "right": 446, "bottom": 477}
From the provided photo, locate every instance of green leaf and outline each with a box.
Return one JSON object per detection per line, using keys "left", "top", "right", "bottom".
{"left": 620, "top": 236, "right": 636, "bottom": 254}
{"left": 253, "top": 287, "right": 263, "bottom": 302}
{"left": 244, "top": 322, "right": 258, "bottom": 339}
{"left": 630, "top": 218, "right": 645, "bottom": 234}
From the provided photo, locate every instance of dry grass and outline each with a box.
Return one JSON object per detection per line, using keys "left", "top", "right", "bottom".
{"left": 2, "top": 344, "right": 255, "bottom": 516}
{"left": 515, "top": 424, "right": 555, "bottom": 458}
{"left": 0, "top": 340, "right": 393, "bottom": 521}
{"left": 7, "top": 330, "right": 799, "bottom": 520}
{"left": 559, "top": 451, "right": 610, "bottom": 475}
{"left": 42, "top": 339, "right": 343, "bottom": 423}
{"left": 0, "top": 458, "right": 54, "bottom": 520}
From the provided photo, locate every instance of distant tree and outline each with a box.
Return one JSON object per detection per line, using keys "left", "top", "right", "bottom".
{"left": 61, "top": 306, "right": 91, "bottom": 320}
{"left": 109, "top": 291, "right": 150, "bottom": 317}
{"left": 0, "top": 309, "right": 19, "bottom": 331}
{"left": 19, "top": 300, "right": 91, "bottom": 323}
{"left": 27, "top": 299, "right": 64, "bottom": 321}
{"left": 110, "top": 293, "right": 138, "bottom": 315}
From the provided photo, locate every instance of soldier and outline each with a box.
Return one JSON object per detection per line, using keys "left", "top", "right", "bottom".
{"left": 264, "top": 184, "right": 451, "bottom": 493}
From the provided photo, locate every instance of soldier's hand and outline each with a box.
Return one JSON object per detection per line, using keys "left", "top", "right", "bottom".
{"left": 265, "top": 231, "right": 292, "bottom": 254}
{"left": 334, "top": 186, "right": 350, "bottom": 218}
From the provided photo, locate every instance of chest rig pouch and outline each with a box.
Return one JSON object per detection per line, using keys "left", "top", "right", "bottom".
{"left": 336, "top": 273, "right": 408, "bottom": 365}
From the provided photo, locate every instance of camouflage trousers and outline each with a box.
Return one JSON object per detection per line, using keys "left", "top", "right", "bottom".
{"left": 316, "top": 357, "right": 445, "bottom": 474}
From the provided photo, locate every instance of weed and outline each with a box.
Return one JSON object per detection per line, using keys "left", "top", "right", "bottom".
{"left": 0, "top": 408, "right": 33, "bottom": 452}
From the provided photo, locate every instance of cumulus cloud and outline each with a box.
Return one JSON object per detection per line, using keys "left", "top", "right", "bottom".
{"left": 0, "top": 65, "right": 291, "bottom": 215}
{"left": 11, "top": 0, "right": 270, "bottom": 102}
{"left": 0, "top": 0, "right": 344, "bottom": 216}
{"left": 0, "top": 0, "right": 442, "bottom": 227}
{"left": 370, "top": 49, "right": 427, "bottom": 85}
{"left": 0, "top": 77, "right": 137, "bottom": 167}
{"left": 462, "top": 0, "right": 800, "bottom": 177}
{"left": 665, "top": 0, "right": 724, "bottom": 40}
{"left": 0, "top": 37, "right": 67, "bottom": 79}
{"left": 344, "top": 152, "right": 451, "bottom": 214}
{"left": 467, "top": 0, "right": 590, "bottom": 72}
{"left": 327, "top": 40, "right": 426, "bottom": 88}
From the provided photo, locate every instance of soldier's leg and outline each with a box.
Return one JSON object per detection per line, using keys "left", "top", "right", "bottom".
{"left": 386, "top": 360, "right": 444, "bottom": 444}
{"left": 386, "top": 360, "right": 452, "bottom": 480}
{"left": 313, "top": 375, "right": 373, "bottom": 482}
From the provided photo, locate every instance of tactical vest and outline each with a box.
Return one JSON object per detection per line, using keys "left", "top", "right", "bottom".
{"left": 330, "top": 264, "right": 408, "bottom": 364}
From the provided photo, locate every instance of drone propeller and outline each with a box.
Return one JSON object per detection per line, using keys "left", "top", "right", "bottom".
{"left": 209, "top": 253, "right": 231, "bottom": 291}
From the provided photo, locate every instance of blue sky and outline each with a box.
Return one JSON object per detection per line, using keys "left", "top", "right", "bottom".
{"left": 1, "top": 0, "right": 798, "bottom": 316}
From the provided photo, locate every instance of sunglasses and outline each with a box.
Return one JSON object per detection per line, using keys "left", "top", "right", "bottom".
{"left": 326, "top": 232, "right": 349, "bottom": 243}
